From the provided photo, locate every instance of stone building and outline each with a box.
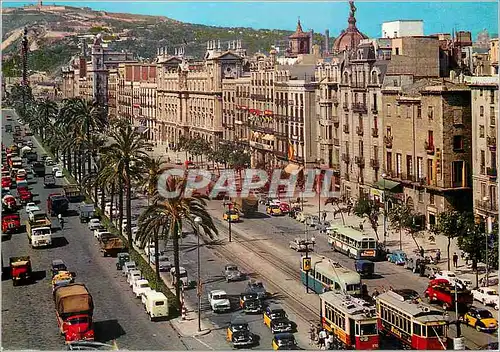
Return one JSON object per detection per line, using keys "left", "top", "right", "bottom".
{"left": 490, "top": 38, "right": 499, "bottom": 75}
{"left": 381, "top": 79, "right": 472, "bottom": 228}
{"left": 467, "top": 76, "right": 498, "bottom": 232}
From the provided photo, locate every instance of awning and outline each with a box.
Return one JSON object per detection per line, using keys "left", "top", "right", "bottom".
{"left": 262, "top": 134, "right": 275, "bottom": 141}
{"left": 375, "top": 179, "right": 402, "bottom": 192}
{"left": 284, "top": 163, "right": 304, "bottom": 174}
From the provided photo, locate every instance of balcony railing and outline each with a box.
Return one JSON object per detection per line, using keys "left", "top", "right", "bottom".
{"left": 372, "top": 128, "right": 379, "bottom": 138}
{"left": 333, "top": 138, "right": 340, "bottom": 146}
{"left": 355, "top": 156, "right": 365, "bottom": 168}
{"left": 475, "top": 199, "right": 498, "bottom": 212}
{"left": 343, "top": 125, "right": 349, "bottom": 134}
{"left": 487, "top": 136, "right": 496, "bottom": 150}
{"left": 372, "top": 105, "right": 378, "bottom": 114}
{"left": 356, "top": 126, "right": 364, "bottom": 136}
{"left": 332, "top": 116, "right": 339, "bottom": 125}
{"left": 424, "top": 141, "right": 435, "bottom": 155}
{"left": 343, "top": 102, "right": 349, "bottom": 111}
{"left": 487, "top": 167, "right": 497, "bottom": 178}
{"left": 370, "top": 158, "right": 380, "bottom": 169}
{"left": 352, "top": 102, "right": 368, "bottom": 114}
{"left": 384, "top": 135, "right": 393, "bottom": 149}
{"left": 341, "top": 153, "right": 351, "bottom": 163}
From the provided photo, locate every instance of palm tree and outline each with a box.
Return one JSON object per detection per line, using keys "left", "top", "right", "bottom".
{"left": 34, "top": 98, "right": 58, "bottom": 141}
{"left": 136, "top": 174, "right": 218, "bottom": 307}
{"left": 101, "top": 121, "right": 150, "bottom": 244}
{"left": 136, "top": 156, "right": 168, "bottom": 205}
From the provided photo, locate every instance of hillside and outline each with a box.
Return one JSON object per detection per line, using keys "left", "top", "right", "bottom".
{"left": 2, "top": 4, "right": 321, "bottom": 77}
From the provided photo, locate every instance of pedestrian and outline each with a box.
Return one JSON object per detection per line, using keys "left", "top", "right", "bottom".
{"left": 420, "top": 246, "right": 425, "bottom": 258}
{"left": 435, "top": 249, "right": 441, "bottom": 263}
{"left": 453, "top": 252, "right": 459, "bottom": 268}
{"left": 309, "top": 323, "right": 316, "bottom": 345}
{"left": 322, "top": 211, "right": 327, "bottom": 223}
{"left": 318, "top": 329, "right": 327, "bottom": 349}
{"left": 327, "top": 332, "right": 335, "bottom": 350}
{"left": 59, "top": 217, "right": 65, "bottom": 230}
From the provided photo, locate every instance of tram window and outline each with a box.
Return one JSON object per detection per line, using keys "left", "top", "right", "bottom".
{"left": 334, "top": 282, "right": 341, "bottom": 290}
{"left": 427, "top": 325, "right": 443, "bottom": 337}
{"left": 316, "top": 272, "right": 321, "bottom": 280}
{"left": 369, "top": 240, "right": 376, "bottom": 249}
{"left": 355, "top": 323, "right": 360, "bottom": 335}
{"left": 361, "top": 241, "right": 368, "bottom": 249}
{"left": 421, "top": 325, "right": 427, "bottom": 337}
{"left": 360, "top": 323, "right": 377, "bottom": 336}
{"left": 413, "top": 323, "right": 422, "bottom": 336}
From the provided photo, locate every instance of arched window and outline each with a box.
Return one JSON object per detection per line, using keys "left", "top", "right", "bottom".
{"left": 344, "top": 72, "right": 349, "bottom": 84}
{"left": 371, "top": 71, "right": 378, "bottom": 84}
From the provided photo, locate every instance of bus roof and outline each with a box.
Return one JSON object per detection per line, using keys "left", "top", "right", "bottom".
{"left": 328, "top": 224, "right": 377, "bottom": 242}
{"left": 307, "top": 253, "right": 360, "bottom": 284}
{"left": 320, "top": 291, "right": 376, "bottom": 321}
{"left": 376, "top": 291, "right": 449, "bottom": 323}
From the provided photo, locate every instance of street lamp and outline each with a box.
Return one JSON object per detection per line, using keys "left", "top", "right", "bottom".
{"left": 194, "top": 216, "right": 202, "bottom": 332}
{"left": 381, "top": 173, "right": 387, "bottom": 248}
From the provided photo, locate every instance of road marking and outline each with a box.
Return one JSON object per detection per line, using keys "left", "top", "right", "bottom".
{"left": 192, "top": 336, "right": 214, "bottom": 350}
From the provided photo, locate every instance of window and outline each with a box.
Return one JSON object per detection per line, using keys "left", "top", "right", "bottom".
{"left": 374, "top": 146, "right": 379, "bottom": 160}
{"left": 427, "top": 159, "right": 433, "bottom": 182}
{"left": 428, "top": 106, "right": 434, "bottom": 120}
{"left": 396, "top": 153, "right": 402, "bottom": 176}
{"left": 428, "top": 130, "right": 434, "bottom": 147}
{"left": 387, "top": 126, "right": 392, "bottom": 136}
{"left": 452, "top": 161, "right": 464, "bottom": 186}
{"left": 406, "top": 155, "right": 413, "bottom": 177}
{"left": 453, "top": 109, "right": 463, "bottom": 125}
{"left": 374, "top": 116, "right": 378, "bottom": 129}
{"left": 492, "top": 151, "right": 497, "bottom": 169}
{"left": 417, "top": 157, "right": 423, "bottom": 179}
{"left": 481, "top": 150, "right": 486, "bottom": 174}
{"left": 490, "top": 106, "right": 496, "bottom": 126}
{"left": 395, "top": 47, "right": 400, "bottom": 55}
{"left": 481, "top": 182, "right": 487, "bottom": 199}
{"left": 453, "top": 136, "right": 464, "bottom": 151}
{"left": 359, "top": 140, "right": 364, "bottom": 156}
{"left": 387, "top": 104, "right": 391, "bottom": 117}
{"left": 413, "top": 323, "right": 421, "bottom": 336}
{"left": 480, "top": 89, "right": 483, "bottom": 97}
{"left": 417, "top": 106, "right": 421, "bottom": 119}
{"left": 418, "top": 190, "right": 424, "bottom": 202}
{"left": 429, "top": 193, "right": 435, "bottom": 205}
{"left": 480, "top": 106, "right": 484, "bottom": 117}
{"left": 490, "top": 90, "right": 495, "bottom": 104}
{"left": 387, "top": 152, "right": 392, "bottom": 173}
{"left": 480, "top": 125, "right": 485, "bottom": 138}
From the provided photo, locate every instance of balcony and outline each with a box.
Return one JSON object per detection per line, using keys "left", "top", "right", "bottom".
{"left": 487, "top": 167, "right": 497, "bottom": 179}
{"left": 319, "top": 97, "right": 338, "bottom": 105}
{"left": 384, "top": 135, "right": 393, "bottom": 149}
{"left": 424, "top": 141, "right": 435, "bottom": 155}
{"left": 341, "top": 153, "right": 351, "bottom": 163}
{"left": 332, "top": 116, "right": 339, "bottom": 125}
{"left": 372, "top": 105, "right": 378, "bottom": 114}
{"left": 343, "top": 125, "right": 349, "bottom": 134}
{"left": 333, "top": 138, "right": 340, "bottom": 146}
{"left": 356, "top": 126, "right": 364, "bottom": 136}
{"left": 371, "top": 128, "right": 379, "bottom": 138}
{"left": 352, "top": 102, "right": 368, "bottom": 114}
{"left": 343, "top": 102, "right": 349, "bottom": 111}
{"left": 370, "top": 158, "right": 380, "bottom": 169}
{"left": 475, "top": 199, "right": 498, "bottom": 213}
{"left": 355, "top": 156, "right": 365, "bottom": 168}
{"left": 250, "top": 94, "right": 266, "bottom": 101}
{"left": 487, "top": 136, "right": 496, "bottom": 150}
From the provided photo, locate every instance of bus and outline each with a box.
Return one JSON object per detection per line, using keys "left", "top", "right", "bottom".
{"left": 375, "top": 290, "right": 450, "bottom": 350}
{"left": 320, "top": 291, "right": 379, "bottom": 349}
{"left": 327, "top": 225, "right": 379, "bottom": 260}
{"left": 300, "top": 253, "right": 361, "bottom": 295}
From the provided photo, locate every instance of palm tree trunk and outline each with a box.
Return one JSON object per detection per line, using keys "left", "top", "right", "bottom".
{"left": 154, "top": 228, "right": 160, "bottom": 290}
{"left": 100, "top": 186, "right": 105, "bottom": 211}
{"left": 172, "top": 220, "right": 181, "bottom": 308}
{"left": 447, "top": 237, "right": 451, "bottom": 271}
{"left": 73, "top": 151, "right": 78, "bottom": 179}
{"left": 109, "top": 182, "right": 115, "bottom": 222}
{"left": 125, "top": 163, "right": 133, "bottom": 246}
{"left": 118, "top": 178, "right": 124, "bottom": 236}
{"left": 67, "top": 150, "right": 72, "bottom": 175}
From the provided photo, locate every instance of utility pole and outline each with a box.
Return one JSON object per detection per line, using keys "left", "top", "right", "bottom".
{"left": 21, "top": 27, "right": 29, "bottom": 117}
{"left": 194, "top": 216, "right": 202, "bottom": 332}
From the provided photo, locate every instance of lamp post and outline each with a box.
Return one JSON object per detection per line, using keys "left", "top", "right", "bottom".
{"left": 194, "top": 216, "right": 202, "bottom": 332}
{"left": 381, "top": 173, "right": 387, "bottom": 248}
{"left": 483, "top": 196, "right": 489, "bottom": 286}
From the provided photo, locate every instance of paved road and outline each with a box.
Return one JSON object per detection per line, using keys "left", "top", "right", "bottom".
{"left": 205, "top": 200, "right": 498, "bottom": 349}
{"left": 1, "top": 109, "right": 187, "bottom": 350}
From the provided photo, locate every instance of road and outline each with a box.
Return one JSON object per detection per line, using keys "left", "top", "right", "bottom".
{"left": 204, "top": 200, "right": 498, "bottom": 349}
{"left": 1, "top": 109, "right": 187, "bottom": 350}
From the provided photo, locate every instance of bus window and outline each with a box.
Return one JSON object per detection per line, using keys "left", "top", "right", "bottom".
{"left": 346, "top": 283, "right": 360, "bottom": 292}
{"left": 360, "top": 323, "right": 377, "bottom": 336}
{"left": 413, "top": 323, "right": 422, "bottom": 336}
{"left": 334, "top": 282, "right": 341, "bottom": 290}
{"left": 361, "top": 241, "right": 369, "bottom": 249}
{"left": 369, "top": 240, "right": 376, "bottom": 249}
{"left": 316, "top": 272, "right": 321, "bottom": 280}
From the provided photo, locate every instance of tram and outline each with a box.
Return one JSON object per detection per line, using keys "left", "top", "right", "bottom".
{"left": 300, "top": 253, "right": 361, "bottom": 295}
{"left": 327, "top": 225, "right": 379, "bottom": 260}
{"left": 320, "top": 291, "right": 379, "bottom": 349}
{"left": 375, "top": 290, "right": 450, "bottom": 350}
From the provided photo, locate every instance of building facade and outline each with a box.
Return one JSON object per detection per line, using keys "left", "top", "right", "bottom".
{"left": 381, "top": 20, "right": 424, "bottom": 39}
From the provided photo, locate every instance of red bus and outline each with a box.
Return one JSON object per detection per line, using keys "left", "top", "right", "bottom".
{"left": 320, "top": 291, "right": 379, "bottom": 349}
{"left": 376, "top": 290, "right": 450, "bottom": 350}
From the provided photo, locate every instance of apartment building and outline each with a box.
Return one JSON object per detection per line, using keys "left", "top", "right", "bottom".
{"left": 382, "top": 79, "right": 472, "bottom": 227}
{"left": 467, "top": 76, "right": 498, "bottom": 232}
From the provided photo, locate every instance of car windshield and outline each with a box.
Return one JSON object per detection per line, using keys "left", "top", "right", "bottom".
{"left": 67, "top": 317, "right": 91, "bottom": 325}
{"left": 271, "top": 311, "right": 286, "bottom": 319}
{"left": 214, "top": 294, "right": 227, "bottom": 300}
{"left": 277, "top": 338, "right": 295, "bottom": 346}
{"left": 227, "top": 266, "right": 238, "bottom": 271}
{"left": 232, "top": 324, "right": 249, "bottom": 331}
{"left": 478, "top": 310, "right": 494, "bottom": 319}
{"left": 140, "top": 283, "right": 149, "bottom": 288}
{"left": 487, "top": 290, "right": 497, "bottom": 295}
{"left": 252, "top": 282, "right": 264, "bottom": 289}
{"left": 360, "top": 323, "right": 377, "bottom": 335}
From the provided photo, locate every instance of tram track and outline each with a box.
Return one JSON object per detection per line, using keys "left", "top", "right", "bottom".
{"left": 205, "top": 217, "right": 318, "bottom": 325}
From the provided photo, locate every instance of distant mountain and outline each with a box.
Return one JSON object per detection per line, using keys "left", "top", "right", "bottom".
{"left": 2, "top": 4, "right": 321, "bottom": 77}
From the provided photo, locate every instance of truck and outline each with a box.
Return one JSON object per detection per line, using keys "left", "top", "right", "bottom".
{"left": 10, "top": 256, "right": 32, "bottom": 285}
{"left": 63, "top": 184, "right": 83, "bottom": 203}
{"left": 44, "top": 175, "right": 56, "bottom": 188}
{"left": 231, "top": 195, "right": 259, "bottom": 218}
{"left": 2, "top": 213, "right": 22, "bottom": 234}
{"left": 10, "top": 156, "right": 22, "bottom": 169}
{"left": 54, "top": 283, "right": 94, "bottom": 343}
{"left": 47, "top": 193, "right": 69, "bottom": 216}
{"left": 79, "top": 203, "right": 96, "bottom": 223}
{"left": 24, "top": 151, "right": 38, "bottom": 163}
{"left": 32, "top": 162, "right": 46, "bottom": 177}
{"left": 26, "top": 216, "right": 52, "bottom": 248}
{"left": 100, "top": 237, "right": 125, "bottom": 257}
{"left": 425, "top": 278, "right": 474, "bottom": 312}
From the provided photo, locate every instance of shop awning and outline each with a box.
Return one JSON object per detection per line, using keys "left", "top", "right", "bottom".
{"left": 375, "top": 179, "right": 402, "bottom": 192}
{"left": 284, "top": 163, "right": 304, "bottom": 174}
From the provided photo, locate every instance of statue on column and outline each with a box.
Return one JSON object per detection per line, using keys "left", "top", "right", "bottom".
{"left": 349, "top": 0, "right": 356, "bottom": 17}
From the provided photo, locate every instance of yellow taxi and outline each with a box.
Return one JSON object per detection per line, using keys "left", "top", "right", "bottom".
{"left": 272, "top": 333, "right": 297, "bottom": 350}
{"left": 226, "top": 318, "right": 254, "bottom": 347}
{"left": 266, "top": 204, "right": 282, "bottom": 216}
{"left": 463, "top": 306, "right": 498, "bottom": 333}
{"left": 223, "top": 210, "right": 240, "bottom": 222}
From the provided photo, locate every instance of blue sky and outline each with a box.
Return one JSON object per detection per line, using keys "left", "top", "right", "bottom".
{"left": 4, "top": 1, "right": 498, "bottom": 39}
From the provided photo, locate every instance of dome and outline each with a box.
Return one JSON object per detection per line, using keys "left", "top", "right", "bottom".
{"left": 332, "top": 1, "right": 368, "bottom": 53}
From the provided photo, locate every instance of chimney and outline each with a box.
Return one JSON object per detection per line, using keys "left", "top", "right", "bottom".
{"left": 207, "top": 41, "right": 210, "bottom": 50}
{"left": 227, "top": 41, "right": 231, "bottom": 50}
{"left": 163, "top": 47, "right": 167, "bottom": 57}
{"left": 217, "top": 39, "right": 221, "bottom": 50}
{"left": 324, "top": 29, "right": 330, "bottom": 55}
{"left": 309, "top": 30, "right": 314, "bottom": 54}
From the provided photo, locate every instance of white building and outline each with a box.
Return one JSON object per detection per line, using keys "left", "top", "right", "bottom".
{"left": 382, "top": 20, "right": 424, "bottom": 38}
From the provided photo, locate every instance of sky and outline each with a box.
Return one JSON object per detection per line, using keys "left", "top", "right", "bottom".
{"left": 4, "top": 1, "right": 498, "bottom": 39}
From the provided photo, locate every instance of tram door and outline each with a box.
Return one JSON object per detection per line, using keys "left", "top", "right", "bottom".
{"left": 349, "top": 318, "right": 356, "bottom": 346}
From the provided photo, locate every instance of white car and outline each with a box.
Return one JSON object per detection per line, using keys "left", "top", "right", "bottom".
{"left": 149, "top": 254, "right": 172, "bottom": 272}
{"left": 88, "top": 218, "right": 101, "bottom": 231}
{"left": 52, "top": 166, "right": 60, "bottom": 175}
{"left": 208, "top": 290, "right": 231, "bottom": 313}
{"left": 55, "top": 170, "right": 63, "bottom": 178}
{"left": 94, "top": 229, "right": 111, "bottom": 240}
{"left": 16, "top": 169, "right": 27, "bottom": 178}
{"left": 145, "top": 242, "right": 156, "bottom": 257}
{"left": 122, "top": 261, "right": 137, "bottom": 276}
{"left": 132, "top": 279, "right": 152, "bottom": 298}
{"left": 45, "top": 157, "right": 54, "bottom": 166}
{"left": 127, "top": 270, "right": 142, "bottom": 286}
{"left": 434, "top": 270, "right": 458, "bottom": 284}
{"left": 25, "top": 202, "right": 39, "bottom": 213}
{"left": 472, "top": 287, "right": 499, "bottom": 310}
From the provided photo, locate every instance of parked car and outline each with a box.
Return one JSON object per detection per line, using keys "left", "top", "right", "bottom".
{"left": 148, "top": 254, "right": 172, "bottom": 272}
{"left": 87, "top": 219, "right": 101, "bottom": 231}
{"left": 226, "top": 318, "right": 255, "bottom": 347}
{"left": 51, "top": 259, "right": 68, "bottom": 277}
{"left": 55, "top": 170, "right": 63, "bottom": 178}
{"left": 424, "top": 265, "right": 440, "bottom": 279}
{"left": 208, "top": 290, "right": 231, "bottom": 313}
{"left": 306, "top": 215, "right": 320, "bottom": 228}
{"left": 387, "top": 250, "right": 407, "bottom": 265}
{"left": 127, "top": 269, "right": 142, "bottom": 286}
{"left": 264, "top": 304, "right": 293, "bottom": 334}
{"left": 462, "top": 306, "right": 498, "bottom": 333}
{"left": 289, "top": 238, "right": 309, "bottom": 252}
{"left": 132, "top": 279, "right": 152, "bottom": 298}
{"left": 224, "top": 264, "right": 244, "bottom": 282}
{"left": 246, "top": 280, "right": 267, "bottom": 299}
{"left": 472, "top": 287, "right": 499, "bottom": 310}
{"left": 434, "top": 270, "right": 459, "bottom": 284}
{"left": 266, "top": 204, "right": 282, "bottom": 216}
{"left": 295, "top": 212, "right": 307, "bottom": 223}
{"left": 239, "top": 292, "right": 263, "bottom": 313}
{"left": 25, "top": 202, "right": 39, "bottom": 214}
{"left": 122, "top": 261, "right": 137, "bottom": 276}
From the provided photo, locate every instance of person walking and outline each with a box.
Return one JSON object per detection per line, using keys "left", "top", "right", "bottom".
{"left": 309, "top": 323, "right": 316, "bottom": 346}
{"left": 327, "top": 332, "right": 335, "bottom": 350}
{"left": 322, "top": 211, "right": 327, "bottom": 223}
{"left": 435, "top": 249, "right": 441, "bottom": 263}
{"left": 419, "top": 246, "right": 425, "bottom": 258}
{"left": 318, "top": 329, "right": 327, "bottom": 349}
{"left": 453, "top": 252, "right": 459, "bottom": 268}
{"left": 59, "top": 217, "right": 65, "bottom": 230}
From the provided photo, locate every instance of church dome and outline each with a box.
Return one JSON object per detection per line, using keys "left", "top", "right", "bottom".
{"left": 332, "top": 1, "right": 368, "bottom": 53}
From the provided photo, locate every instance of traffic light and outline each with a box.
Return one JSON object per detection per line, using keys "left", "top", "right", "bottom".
{"left": 302, "top": 257, "right": 311, "bottom": 271}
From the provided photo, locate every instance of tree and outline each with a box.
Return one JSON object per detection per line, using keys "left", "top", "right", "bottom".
{"left": 136, "top": 156, "right": 168, "bottom": 205}
{"left": 136, "top": 173, "right": 218, "bottom": 307}
{"left": 33, "top": 98, "right": 58, "bottom": 141}
{"left": 353, "top": 194, "right": 380, "bottom": 241}
{"left": 457, "top": 217, "right": 486, "bottom": 286}
{"left": 432, "top": 211, "right": 471, "bottom": 270}
{"left": 388, "top": 204, "right": 411, "bottom": 250}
